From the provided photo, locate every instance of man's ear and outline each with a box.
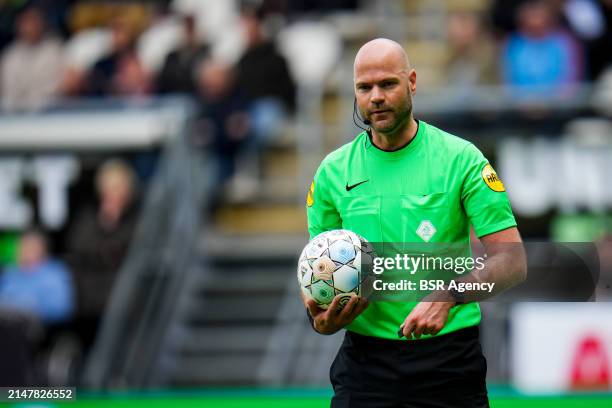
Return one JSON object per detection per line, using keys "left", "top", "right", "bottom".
{"left": 408, "top": 69, "right": 417, "bottom": 95}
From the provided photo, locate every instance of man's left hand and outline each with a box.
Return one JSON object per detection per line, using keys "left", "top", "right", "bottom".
{"left": 400, "top": 300, "right": 454, "bottom": 339}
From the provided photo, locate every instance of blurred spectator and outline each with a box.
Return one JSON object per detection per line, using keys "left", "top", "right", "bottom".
{"left": 0, "top": 229, "right": 74, "bottom": 324}
{"left": 171, "top": 0, "right": 244, "bottom": 63}
{"left": 197, "top": 59, "right": 251, "bottom": 185}
{"left": 595, "top": 233, "right": 612, "bottom": 300}
{"left": 60, "top": 64, "right": 87, "bottom": 98}
{"left": 86, "top": 17, "right": 150, "bottom": 96}
{"left": 30, "top": 0, "right": 71, "bottom": 38}
{"left": 156, "top": 14, "right": 209, "bottom": 95}
{"left": 500, "top": 0, "right": 612, "bottom": 81}
{"left": 235, "top": 7, "right": 295, "bottom": 142}
{"left": 0, "top": 6, "right": 64, "bottom": 112}
{"left": 444, "top": 12, "right": 498, "bottom": 87}
{"left": 65, "top": 159, "right": 138, "bottom": 335}
{"left": 501, "top": 0, "right": 584, "bottom": 98}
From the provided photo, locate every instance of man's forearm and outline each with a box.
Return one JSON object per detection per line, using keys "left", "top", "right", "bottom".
{"left": 454, "top": 244, "right": 527, "bottom": 303}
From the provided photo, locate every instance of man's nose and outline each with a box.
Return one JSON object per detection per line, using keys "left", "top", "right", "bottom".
{"left": 370, "top": 86, "right": 384, "bottom": 104}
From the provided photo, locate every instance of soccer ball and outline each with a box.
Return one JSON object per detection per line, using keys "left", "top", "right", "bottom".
{"left": 297, "top": 229, "right": 374, "bottom": 310}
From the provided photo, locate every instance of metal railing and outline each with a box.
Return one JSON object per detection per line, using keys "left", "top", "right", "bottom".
{"left": 78, "top": 98, "right": 212, "bottom": 389}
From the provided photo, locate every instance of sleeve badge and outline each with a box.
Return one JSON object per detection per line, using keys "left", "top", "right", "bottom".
{"left": 481, "top": 163, "right": 505, "bottom": 192}
{"left": 306, "top": 181, "right": 315, "bottom": 207}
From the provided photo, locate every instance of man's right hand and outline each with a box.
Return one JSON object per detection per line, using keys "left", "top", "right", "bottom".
{"left": 304, "top": 294, "right": 369, "bottom": 335}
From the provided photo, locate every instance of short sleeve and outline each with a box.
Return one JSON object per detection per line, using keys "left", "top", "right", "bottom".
{"left": 460, "top": 143, "right": 517, "bottom": 238}
{"left": 306, "top": 162, "right": 341, "bottom": 239}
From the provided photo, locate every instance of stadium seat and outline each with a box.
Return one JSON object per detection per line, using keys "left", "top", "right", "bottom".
{"left": 277, "top": 21, "right": 342, "bottom": 87}
{"left": 137, "top": 16, "right": 183, "bottom": 75}
{"left": 65, "top": 29, "right": 112, "bottom": 71}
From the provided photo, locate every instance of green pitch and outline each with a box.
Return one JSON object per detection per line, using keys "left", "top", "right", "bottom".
{"left": 3, "top": 389, "right": 610, "bottom": 407}
{"left": 5, "top": 396, "right": 611, "bottom": 407}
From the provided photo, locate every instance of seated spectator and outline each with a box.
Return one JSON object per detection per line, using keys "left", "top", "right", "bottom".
{"left": 86, "top": 16, "right": 150, "bottom": 96}
{"left": 501, "top": 0, "right": 584, "bottom": 99}
{"left": 0, "top": 229, "right": 74, "bottom": 325}
{"left": 66, "top": 159, "right": 138, "bottom": 331}
{"left": 157, "top": 14, "right": 209, "bottom": 95}
{"left": 196, "top": 59, "right": 251, "bottom": 186}
{"left": 444, "top": 12, "right": 498, "bottom": 87}
{"left": 235, "top": 6, "right": 296, "bottom": 142}
{"left": 0, "top": 6, "right": 64, "bottom": 112}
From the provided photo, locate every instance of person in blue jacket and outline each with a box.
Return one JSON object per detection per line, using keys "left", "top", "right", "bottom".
{"left": 0, "top": 229, "right": 74, "bottom": 324}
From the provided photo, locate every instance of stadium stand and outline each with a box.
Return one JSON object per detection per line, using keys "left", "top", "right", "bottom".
{"left": 0, "top": 0, "right": 611, "bottom": 405}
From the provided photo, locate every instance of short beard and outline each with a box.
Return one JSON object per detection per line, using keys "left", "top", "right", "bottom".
{"left": 371, "top": 100, "right": 412, "bottom": 138}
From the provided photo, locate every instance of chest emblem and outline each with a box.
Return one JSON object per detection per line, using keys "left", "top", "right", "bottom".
{"left": 345, "top": 180, "right": 369, "bottom": 191}
{"left": 416, "top": 220, "right": 436, "bottom": 242}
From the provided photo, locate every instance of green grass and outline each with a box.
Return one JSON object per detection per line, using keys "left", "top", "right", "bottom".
{"left": 3, "top": 389, "right": 610, "bottom": 407}
{"left": 492, "top": 397, "right": 612, "bottom": 408}
{"left": 5, "top": 396, "right": 612, "bottom": 408}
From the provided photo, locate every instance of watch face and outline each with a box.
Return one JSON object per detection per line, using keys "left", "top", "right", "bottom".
{"left": 450, "top": 288, "right": 465, "bottom": 304}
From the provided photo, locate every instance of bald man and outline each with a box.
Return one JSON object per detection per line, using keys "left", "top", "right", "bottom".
{"left": 304, "top": 39, "right": 526, "bottom": 407}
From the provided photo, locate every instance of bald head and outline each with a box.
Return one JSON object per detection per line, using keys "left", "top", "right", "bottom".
{"left": 354, "top": 38, "right": 411, "bottom": 78}
{"left": 353, "top": 38, "right": 417, "bottom": 141}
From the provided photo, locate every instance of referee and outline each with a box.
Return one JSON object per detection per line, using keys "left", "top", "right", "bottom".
{"left": 304, "top": 39, "right": 527, "bottom": 407}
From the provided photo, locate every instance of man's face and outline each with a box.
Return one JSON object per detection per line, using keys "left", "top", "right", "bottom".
{"left": 198, "top": 62, "right": 232, "bottom": 101}
{"left": 354, "top": 58, "right": 415, "bottom": 134}
{"left": 111, "top": 20, "right": 134, "bottom": 52}
{"left": 18, "top": 233, "right": 46, "bottom": 268}
{"left": 518, "top": 2, "right": 553, "bottom": 37}
{"left": 17, "top": 9, "right": 44, "bottom": 44}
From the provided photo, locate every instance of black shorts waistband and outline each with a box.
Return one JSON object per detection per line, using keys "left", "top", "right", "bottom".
{"left": 345, "top": 325, "right": 480, "bottom": 349}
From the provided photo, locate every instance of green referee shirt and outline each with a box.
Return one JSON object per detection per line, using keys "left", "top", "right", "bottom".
{"left": 306, "top": 120, "right": 516, "bottom": 340}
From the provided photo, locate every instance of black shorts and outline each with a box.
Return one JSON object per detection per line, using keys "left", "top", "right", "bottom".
{"left": 330, "top": 326, "right": 489, "bottom": 408}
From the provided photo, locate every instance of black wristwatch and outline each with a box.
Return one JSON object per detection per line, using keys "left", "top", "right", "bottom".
{"left": 306, "top": 308, "right": 332, "bottom": 335}
{"left": 448, "top": 285, "right": 466, "bottom": 305}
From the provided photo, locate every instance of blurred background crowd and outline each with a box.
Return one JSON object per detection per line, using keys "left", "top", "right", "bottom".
{"left": 2, "top": 0, "right": 612, "bottom": 110}
{"left": 0, "top": 0, "right": 611, "bottom": 396}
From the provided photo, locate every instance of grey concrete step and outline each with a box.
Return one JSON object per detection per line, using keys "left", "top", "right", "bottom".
{"left": 185, "top": 294, "right": 282, "bottom": 324}
{"left": 201, "top": 231, "right": 308, "bottom": 259}
{"left": 177, "top": 326, "right": 271, "bottom": 354}
{"left": 170, "top": 354, "right": 263, "bottom": 386}
{"left": 212, "top": 204, "right": 307, "bottom": 234}
{"left": 193, "top": 270, "right": 291, "bottom": 294}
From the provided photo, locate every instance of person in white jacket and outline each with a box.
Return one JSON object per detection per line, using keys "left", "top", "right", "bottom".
{"left": 0, "top": 7, "right": 64, "bottom": 113}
